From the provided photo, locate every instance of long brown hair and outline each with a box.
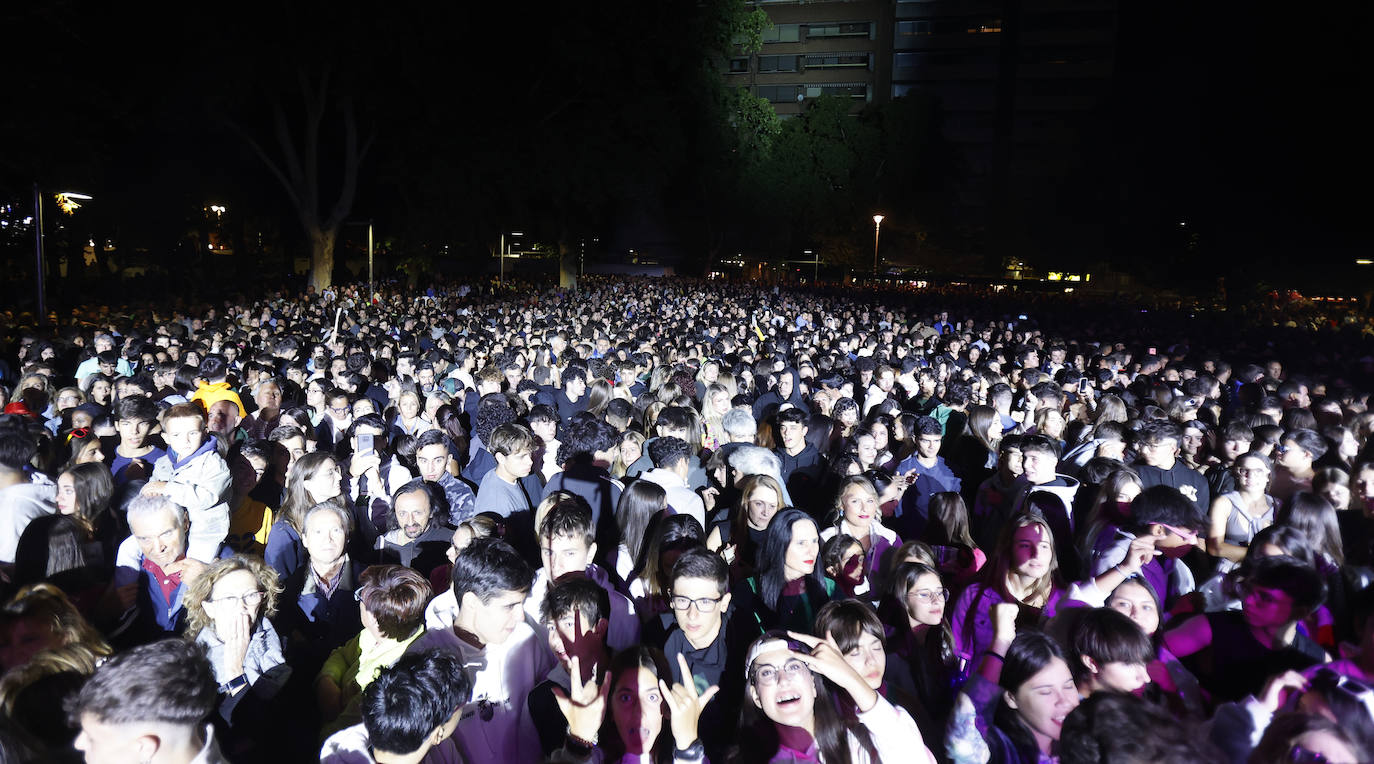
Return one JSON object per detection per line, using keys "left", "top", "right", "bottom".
{"left": 981, "top": 509, "right": 1060, "bottom": 607}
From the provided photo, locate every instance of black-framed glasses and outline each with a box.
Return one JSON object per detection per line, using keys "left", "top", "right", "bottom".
{"left": 668, "top": 594, "right": 724, "bottom": 613}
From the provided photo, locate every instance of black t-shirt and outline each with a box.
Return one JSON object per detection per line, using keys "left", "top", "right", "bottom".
{"left": 1186, "top": 610, "right": 1325, "bottom": 703}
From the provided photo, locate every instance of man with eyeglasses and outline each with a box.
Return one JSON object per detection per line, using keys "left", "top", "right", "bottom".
{"left": 1133, "top": 420, "right": 1210, "bottom": 519}
{"left": 663, "top": 547, "right": 740, "bottom": 764}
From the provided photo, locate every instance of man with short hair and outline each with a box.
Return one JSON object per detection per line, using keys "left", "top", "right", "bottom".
{"left": 895, "top": 415, "right": 962, "bottom": 538}
{"left": 142, "top": 403, "right": 233, "bottom": 562}
{"left": 773, "top": 407, "right": 826, "bottom": 511}
{"left": 409, "top": 538, "right": 554, "bottom": 763}
{"left": 0, "top": 424, "right": 55, "bottom": 566}
{"left": 524, "top": 500, "right": 639, "bottom": 651}
{"left": 111, "top": 395, "right": 166, "bottom": 484}
{"left": 542, "top": 418, "right": 624, "bottom": 553}
{"left": 112, "top": 495, "right": 214, "bottom": 644}
{"left": 555, "top": 364, "right": 589, "bottom": 423}
{"left": 1091, "top": 484, "right": 1204, "bottom": 609}
{"left": 69, "top": 639, "right": 226, "bottom": 764}
{"left": 663, "top": 547, "right": 740, "bottom": 764}
{"left": 240, "top": 377, "right": 284, "bottom": 440}
{"left": 321, "top": 648, "right": 470, "bottom": 763}
{"left": 413, "top": 430, "right": 476, "bottom": 525}
{"left": 640, "top": 436, "right": 707, "bottom": 527}
{"left": 375, "top": 480, "right": 451, "bottom": 578}
{"left": 527, "top": 576, "right": 612, "bottom": 757}
{"left": 1133, "top": 420, "right": 1210, "bottom": 517}
{"left": 475, "top": 422, "right": 544, "bottom": 560}
{"left": 625, "top": 405, "right": 707, "bottom": 488}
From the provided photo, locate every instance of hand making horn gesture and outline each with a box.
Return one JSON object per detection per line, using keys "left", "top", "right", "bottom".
{"left": 551, "top": 655, "right": 609, "bottom": 746}
{"left": 658, "top": 653, "right": 720, "bottom": 751}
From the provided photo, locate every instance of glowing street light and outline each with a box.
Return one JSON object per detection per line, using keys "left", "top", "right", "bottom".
{"left": 872, "top": 214, "right": 885, "bottom": 277}
{"left": 34, "top": 187, "right": 93, "bottom": 324}
{"left": 499, "top": 230, "right": 524, "bottom": 284}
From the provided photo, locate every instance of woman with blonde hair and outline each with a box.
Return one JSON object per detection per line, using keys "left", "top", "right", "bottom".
{"left": 821, "top": 476, "right": 902, "bottom": 598}
{"left": 183, "top": 555, "right": 290, "bottom": 702}
{"left": 699, "top": 383, "right": 733, "bottom": 451}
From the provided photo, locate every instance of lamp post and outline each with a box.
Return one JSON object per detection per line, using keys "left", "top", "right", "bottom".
{"left": 34, "top": 187, "right": 92, "bottom": 324}
{"left": 872, "top": 214, "right": 884, "bottom": 278}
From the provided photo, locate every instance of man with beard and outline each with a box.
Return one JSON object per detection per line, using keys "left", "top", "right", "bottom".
{"left": 374, "top": 479, "right": 451, "bottom": 579}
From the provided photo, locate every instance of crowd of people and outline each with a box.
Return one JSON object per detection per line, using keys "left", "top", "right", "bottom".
{"left": 2, "top": 275, "right": 1374, "bottom": 763}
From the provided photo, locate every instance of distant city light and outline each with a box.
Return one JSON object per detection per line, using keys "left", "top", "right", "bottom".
{"left": 1356, "top": 259, "right": 1373, "bottom": 265}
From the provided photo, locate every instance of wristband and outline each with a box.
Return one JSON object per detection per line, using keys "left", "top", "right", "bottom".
{"left": 218, "top": 673, "right": 248, "bottom": 695}
{"left": 565, "top": 731, "right": 596, "bottom": 758}
{"left": 675, "top": 739, "right": 705, "bottom": 761}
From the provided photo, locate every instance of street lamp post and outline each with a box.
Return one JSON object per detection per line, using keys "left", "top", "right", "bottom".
{"left": 33, "top": 187, "right": 93, "bottom": 324}
{"left": 872, "top": 214, "right": 884, "bottom": 278}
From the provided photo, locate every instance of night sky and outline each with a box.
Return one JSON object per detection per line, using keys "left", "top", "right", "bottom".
{"left": 2, "top": 3, "right": 1369, "bottom": 294}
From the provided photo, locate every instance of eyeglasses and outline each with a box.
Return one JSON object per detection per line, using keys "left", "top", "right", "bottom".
{"left": 751, "top": 659, "right": 810, "bottom": 687}
{"left": 65, "top": 428, "right": 90, "bottom": 443}
{"left": 668, "top": 594, "right": 724, "bottom": 613}
{"left": 210, "top": 590, "right": 265, "bottom": 608}
{"left": 906, "top": 588, "right": 950, "bottom": 604}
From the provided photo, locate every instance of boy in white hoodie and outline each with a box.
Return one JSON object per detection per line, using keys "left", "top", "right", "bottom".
{"left": 409, "top": 537, "right": 554, "bottom": 763}
{"left": 140, "top": 402, "right": 232, "bottom": 562}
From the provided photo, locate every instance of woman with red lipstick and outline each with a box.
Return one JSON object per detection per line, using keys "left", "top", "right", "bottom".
{"left": 821, "top": 477, "right": 901, "bottom": 599}
{"left": 736, "top": 509, "right": 838, "bottom": 638}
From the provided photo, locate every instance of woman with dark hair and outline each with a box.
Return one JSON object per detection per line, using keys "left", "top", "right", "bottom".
{"left": 886, "top": 561, "right": 962, "bottom": 750}
{"left": 613, "top": 480, "right": 668, "bottom": 585}
{"left": 1059, "top": 607, "right": 1152, "bottom": 696}
{"left": 735, "top": 508, "right": 837, "bottom": 637}
{"left": 264, "top": 451, "right": 343, "bottom": 580}
{"left": 921, "top": 491, "right": 985, "bottom": 586}
{"left": 865, "top": 414, "right": 897, "bottom": 472}
{"left": 1207, "top": 451, "right": 1276, "bottom": 574}
{"left": 553, "top": 645, "right": 716, "bottom": 763}
{"left": 946, "top": 405, "right": 1001, "bottom": 502}
{"left": 814, "top": 599, "right": 926, "bottom": 739}
{"left": 733, "top": 629, "right": 937, "bottom": 763}
{"left": 949, "top": 510, "right": 1069, "bottom": 666}
{"left": 628, "top": 513, "right": 705, "bottom": 620}
{"left": 1248, "top": 711, "right": 1368, "bottom": 764}
{"left": 947, "top": 619, "right": 1080, "bottom": 764}
{"left": 433, "top": 403, "right": 470, "bottom": 472}
{"left": 51, "top": 461, "right": 122, "bottom": 567}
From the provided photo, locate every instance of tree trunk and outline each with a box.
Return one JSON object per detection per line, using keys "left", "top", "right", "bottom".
{"left": 309, "top": 226, "right": 336, "bottom": 292}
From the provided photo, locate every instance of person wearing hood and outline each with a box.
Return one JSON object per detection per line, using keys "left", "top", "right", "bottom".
{"left": 753, "top": 366, "right": 810, "bottom": 421}
{"left": 408, "top": 537, "right": 554, "bottom": 763}
{"left": 141, "top": 402, "right": 233, "bottom": 563}
{"left": 187, "top": 354, "right": 247, "bottom": 420}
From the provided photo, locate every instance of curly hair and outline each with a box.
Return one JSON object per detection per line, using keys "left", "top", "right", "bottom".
{"left": 182, "top": 555, "right": 283, "bottom": 640}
